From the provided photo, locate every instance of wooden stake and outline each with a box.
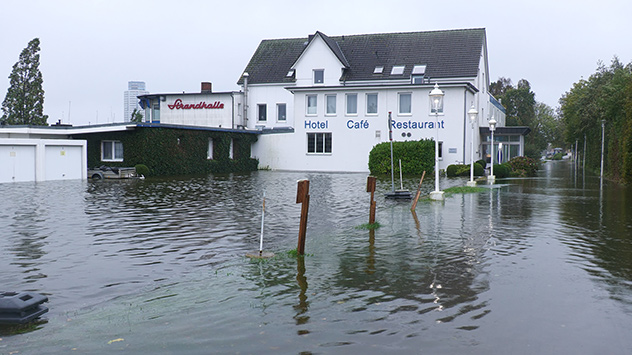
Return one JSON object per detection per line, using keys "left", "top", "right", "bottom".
{"left": 296, "top": 179, "right": 310, "bottom": 255}
{"left": 367, "top": 176, "right": 377, "bottom": 224}
{"left": 410, "top": 171, "right": 426, "bottom": 211}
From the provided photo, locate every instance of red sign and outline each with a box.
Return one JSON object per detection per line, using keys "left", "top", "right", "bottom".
{"left": 168, "top": 99, "right": 224, "bottom": 110}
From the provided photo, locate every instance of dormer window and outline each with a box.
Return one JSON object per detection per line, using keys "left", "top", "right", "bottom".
{"left": 287, "top": 69, "right": 295, "bottom": 77}
{"left": 314, "top": 69, "right": 324, "bottom": 84}
{"left": 374, "top": 66, "right": 384, "bottom": 74}
{"left": 391, "top": 65, "right": 405, "bottom": 75}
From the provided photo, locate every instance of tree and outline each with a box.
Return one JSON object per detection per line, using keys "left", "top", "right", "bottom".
{"left": 1, "top": 38, "right": 48, "bottom": 125}
{"left": 130, "top": 108, "right": 144, "bottom": 123}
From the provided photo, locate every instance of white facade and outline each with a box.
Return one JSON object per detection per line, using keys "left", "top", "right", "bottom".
{"left": 242, "top": 31, "right": 509, "bottom": 173}
{"left": 139, "top": 87, "right": 244, "bottom": 129}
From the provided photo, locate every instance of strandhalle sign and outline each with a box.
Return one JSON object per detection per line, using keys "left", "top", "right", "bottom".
{"left": 168, "top": 99, "right": 224, "bottom": 110}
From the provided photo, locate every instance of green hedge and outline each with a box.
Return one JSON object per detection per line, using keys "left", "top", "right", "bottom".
{"left": 492, "top": 163, "right": 511, "bottom": 178}
{"left": 506, "top": 156, "right": 539, "bottom": 177}
{"left": 76, "top": 127, "right": 258, "bottom": 176}
{"left": 368, "top": 139, "right": 435, "bottom": 175}
{"left": 446, "top": 163, "right": 485, "bottom": 177}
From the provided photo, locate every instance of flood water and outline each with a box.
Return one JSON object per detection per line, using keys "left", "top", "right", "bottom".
{"left": 1, "top": 161, "right": 632, "bottom": 354}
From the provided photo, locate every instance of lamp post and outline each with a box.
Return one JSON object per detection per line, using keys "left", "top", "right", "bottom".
{"left": 467, "top": 104, "right": 478, "bottom": 187}
{"left": 429, "top": 83, "right": 444, "bottom": 200}
{"left": 488, "top": 116, "right": 497, "bottom": 183}
{"left": 600, "top": 119, "right": 606, "bottom": 180}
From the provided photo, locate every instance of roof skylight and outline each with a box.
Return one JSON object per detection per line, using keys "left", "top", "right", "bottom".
{"left": 412, "top": 65, "right": 426, "bottom": 75}
{"left": 374, "top": 66, "right": 384, "bottom": 74}
{"left": 391, "top": 65, "right": 405, "bottom": 75}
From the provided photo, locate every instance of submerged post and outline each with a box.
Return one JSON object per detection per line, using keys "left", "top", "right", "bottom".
{"left": 367, "top": 176, "right": 377, "bottom": 224}
{"left": 296, "top": 179, "right": 310, "bottom": 255}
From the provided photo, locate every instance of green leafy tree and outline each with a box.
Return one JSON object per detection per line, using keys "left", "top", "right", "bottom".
{"left": 130, "top": 108, "right": 143, "bottom": 123}
{"left": 1, "top": 38, "right": 48, "bottom": 125}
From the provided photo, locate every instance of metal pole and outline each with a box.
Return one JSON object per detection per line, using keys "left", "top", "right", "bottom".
{"left": 259, "top": 191, "right": 265, "bottom": 254}
{"left": 470, "top": 120, "right": 475, "bottom": 183}
{"left": 601, "top": 120, "right": 606, "bottom": 179}
{"left": 490, "top": 129, "right": 494, "bottom": 178}
{"left": 435, "top": 112, "right": 440, "bottom": 193}
{"left": 388, "top": 112, "right": 395, "bottom": 193}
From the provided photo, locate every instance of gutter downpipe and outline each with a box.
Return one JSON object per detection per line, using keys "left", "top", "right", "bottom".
{"left": 243, "top": 72, "right": 249, "bottom": 128}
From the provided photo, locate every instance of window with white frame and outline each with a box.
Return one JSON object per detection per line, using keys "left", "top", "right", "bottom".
{"left": 398, "top": 93, "right": 412, "bottom": 114}
{"left": 326, "top": 94, "right": 336, "bottom": 115}
{"left": 257, "top": 104, "right": 267, "bottom": 121}
{"left": 346, "top": 94, "right": 357, "bottom": 115}
{"left": 101, "top": 140, "right": 124, "bottom": 162}
{"left": 277, "top": 103, "right": 286, "bottom": 121}
{"left": 366, "top": 93, "right": 378, "bottom": 114}
{"left": 306, "top": 95, "right": 317, "bottom": 115}
{"left": 313, "top": 69, "right": 324, "bottom": 84}
{"left": 307, "top": 132, "right": 332, "bottom": 154}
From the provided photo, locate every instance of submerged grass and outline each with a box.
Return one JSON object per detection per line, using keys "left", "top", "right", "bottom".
{"left": 355, "top": 222, "right": 381, "bottom": 230}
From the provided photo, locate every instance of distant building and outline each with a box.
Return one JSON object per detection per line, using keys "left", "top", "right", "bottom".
{"left": 124, "top": 81, "right": 149, "bottom": 122}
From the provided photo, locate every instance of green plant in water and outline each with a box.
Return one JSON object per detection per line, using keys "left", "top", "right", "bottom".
{"left": 443, "top": 186, "right": 486, "bottom": 196}
{"left": 355, "top": 222, "right": 381, "bottom": 230}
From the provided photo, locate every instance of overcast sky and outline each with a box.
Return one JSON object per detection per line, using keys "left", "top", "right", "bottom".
{"left": 1, "top": 0, "right": 631, "bottom": 126}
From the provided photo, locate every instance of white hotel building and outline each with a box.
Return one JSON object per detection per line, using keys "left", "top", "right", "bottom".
{"left": 238, "top": 28, "right": 526, "bottom": 173}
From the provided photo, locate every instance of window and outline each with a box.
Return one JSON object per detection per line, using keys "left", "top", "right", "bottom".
{"left": 398, "top": 93, "right": 412, "bottom": 114}
{"left": 412, "top": 64, "right": 426, "bottom": 75}
{"left": 374, "top": 66, "right": 384, "bottom": 74}
{"left": 313, "top": 69, "right": 324, "bottom": 84}
{"left": 326, "top": 95, "right": 336, "bottom": 115}
{"left": 412, "top": 75, "right": 424, "bottom": 84}
{"left": 346, "top": 94, "right": 357, "bottom": 115}
{"left": 307, "top": 95, "right": 317, "bottom": 115}
{"left": 152, "top": 104, "right": 160, "bottom": 123}
{"left": 439, "top": 141, "right": 443, "bottom": 159}
{"left": 257, "top": 104, "right": 267, "bottom": 121}
{"left": 366, "top": 93, "right": 378, "bottom": 114}
{"left": 277, "top": 103, "right": 286, "bottom": 121}
{"left": 307, "top": 132, "right": 332, "bottom": 154}
{"left": 391, "top": 65, "right": 405, "bottom": 75}
{"left": 101, "top": 140, "right": 123, "bottom": 162}
{"left": 207, "top": 138, "right": 215, "bottom": 160}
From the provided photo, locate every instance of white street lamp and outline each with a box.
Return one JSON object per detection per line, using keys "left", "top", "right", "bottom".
{"left": 429, "top": 83, "right": 444, "bottom": 200}
{"left": 467, "top": 104, "right": 478, "bottom": 187}
{"left": 488, "top": 116, "right": 497, "bottom": 183}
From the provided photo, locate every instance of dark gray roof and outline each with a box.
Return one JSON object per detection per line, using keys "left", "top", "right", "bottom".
{"left": 238, "top": 28, "right": 486, "bottom": 85}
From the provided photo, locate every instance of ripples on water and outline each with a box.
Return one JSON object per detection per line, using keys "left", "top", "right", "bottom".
{"left": 1, "top": 163, "right": 632, "bottom": 353}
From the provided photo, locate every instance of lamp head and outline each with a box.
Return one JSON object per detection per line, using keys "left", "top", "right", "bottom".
{"left": 468, "top": 105, "right": 478, "bottom": 123}
{"left": 489, "top": 116, "right": 497, "bottom": 131}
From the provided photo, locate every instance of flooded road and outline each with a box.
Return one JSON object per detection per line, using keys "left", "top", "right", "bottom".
{"left": 1, "top": 161, "right": 632, "bottom": 354}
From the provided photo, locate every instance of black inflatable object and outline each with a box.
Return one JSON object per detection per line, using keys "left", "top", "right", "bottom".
{"left": 0, "top": 291, "right": 49, "bottom": 324}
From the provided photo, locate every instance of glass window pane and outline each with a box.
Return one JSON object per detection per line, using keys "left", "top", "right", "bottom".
{"left": 367, "top": 94, "right": 378, "bottom": 114}
{"left": 326, "top": 95, "right": 336, "bottom": 114}
{"left": 102, "top": 141, "right": 112, "bottom": 160}
{"left": 258, "top": 104, "right": 267, "bottom": 121}
{"left": 314, "top": 69, "right": 324, "bottom": 84}
{"left": 114, "top": 141, "right": 124, "bottom": 160}
{"left": 324, "top": 133, "right": 332, "bottom": 153}
{"left": 399, "top": 93, "right": 411, "bottom": 114}
{"left": 346, "top": 94, "right": 357, "bottom": 114}
{"left": 277, "top": 103, "right": 286, "bottom": 121}
{"left": 307, "top": 133, "right": 315, "bottom": 153}
{"left": 307, "top": 95, "right": 317, "bottom": 115}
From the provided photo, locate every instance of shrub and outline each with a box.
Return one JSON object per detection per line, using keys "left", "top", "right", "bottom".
{"left": 368, "top": 139, "right": 435, "bottom": 175}
{"left": 446, "top": 163, "right": 485, "bottom": 177}
{"left": 492, "top": 163, "right": 511, "bottom": 178}
{"left": 507, "top": 156, "right": 539, "bottom": 177}
{"left": 476, "top": 159, "right": 487, "bottom": 168}
{"left": 552, "top": 152, "right": 563, "bottom": 160}
{"left": 135, "top": 164, "right": 151, "bottom": 177}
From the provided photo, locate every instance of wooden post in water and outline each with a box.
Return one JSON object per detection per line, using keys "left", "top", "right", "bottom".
{"left": 296, "top": 179, "right": 310, "bottom": 255}
{"left": 366, "top": 176, "right": 377, "bottom": 224}
{"left": 411, "top": 171, "right": 426, "bottom": 211}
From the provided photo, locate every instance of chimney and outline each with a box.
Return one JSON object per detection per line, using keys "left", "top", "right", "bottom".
{"left": 201, "top": 82, "right": 212, "bottom": 93}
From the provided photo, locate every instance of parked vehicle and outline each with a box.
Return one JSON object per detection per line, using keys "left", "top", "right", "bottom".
{"left": 88, "top": 166, "right": 138, "bottom": 179}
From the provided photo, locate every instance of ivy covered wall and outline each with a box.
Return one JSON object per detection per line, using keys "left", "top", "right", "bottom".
{"left": 74, "top": 127, "right": 258, "bottom": 176}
